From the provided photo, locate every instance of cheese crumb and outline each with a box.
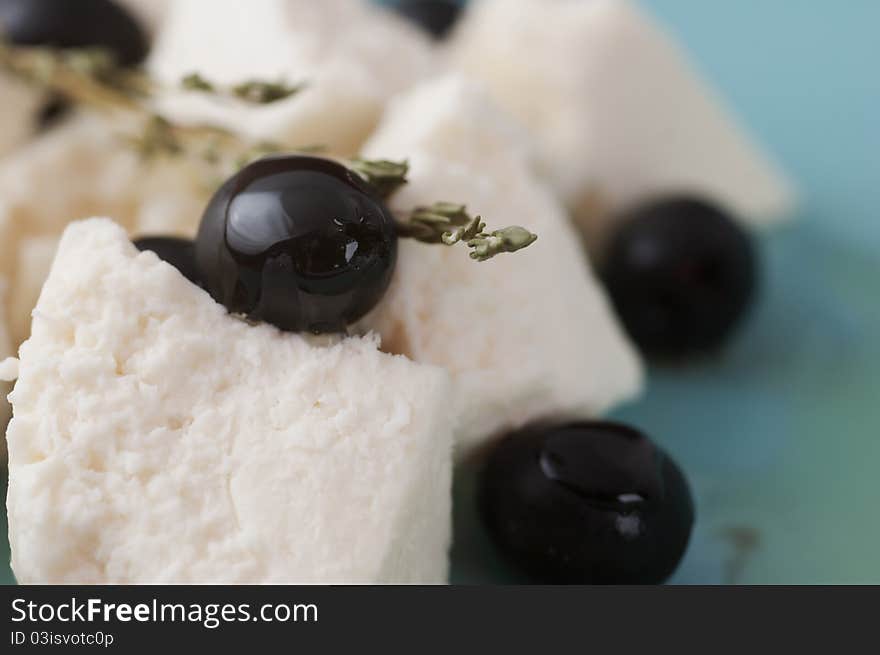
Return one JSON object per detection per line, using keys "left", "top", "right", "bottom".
{"left": 0, "top": 357, "right": 18, "bottom": 382}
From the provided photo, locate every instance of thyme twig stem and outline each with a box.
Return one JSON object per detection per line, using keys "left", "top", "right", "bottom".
{"left": 0, "top": 41, "right": 539, "bottom": 261}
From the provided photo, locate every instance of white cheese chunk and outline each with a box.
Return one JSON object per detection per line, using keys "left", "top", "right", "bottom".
{"left": 0, "top": 73, "right": 43, "bottom": 157}
{"left": 0, "top": 114, "right": 209, "bottom": 338}
{"left": 360, "top": 75, "right": 643, "bottom": 459}
{"left": 7, "top": 218, "right": 454, "bottom": 584}
{"left": 149, "top": 0, "right": 437, "bottom": 156}
{"left": 117, "top": 0, "right": 168, "bottom": 34}
{"left": 0, "top": 114, "right": 143, "bottom": 287}
{"left": 451, "top": 0, "right": 796, "bottom": 233}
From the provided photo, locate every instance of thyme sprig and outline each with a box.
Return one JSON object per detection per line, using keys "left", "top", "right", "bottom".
{"left": 0, "top": 42, "right": 144, "bottom": 111}
{"left": 1, "top": 41, "right": 538, "bottom": 261}
{"left": 0, "top": 42, "right": 292, "bottom": 170}
{"left": 350, "top": 158, "right": 410, "bottom": 198}
{"left": 400, "top": 201, "right": 537, "bottom": 261}
{"left": 181, "top": 72, "right": 304, "bottom": 105}
{"left": 351, "top": 163, "right": 538, "bottom": 261}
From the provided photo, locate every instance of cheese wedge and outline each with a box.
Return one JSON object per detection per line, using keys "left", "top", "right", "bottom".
{"left": 6, "top": 218, "right": 454, "bottom": 584}
{"left": 149, "top": 0, "right": 437, "bottom": 156}
{"left": 0, "top": 114, "right": 210, "bottom": 340}
{"left": 451, "top": 0, "right": 796, "bottom": 233}
{"left": 360, "top": 75, "right": 643, "bottom": 459}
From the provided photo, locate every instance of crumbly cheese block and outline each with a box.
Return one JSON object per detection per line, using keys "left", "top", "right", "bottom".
{"left": 0, "top": 113, "right": 217, "bottom": 432}
{"left": 451, "top": 0, "right": 796, "bottom": 233}
{"left": 0, "top": 73, "right": 44, "bottom": 157}
{"left": 360, "top": 75, "right": 643, "bottom": 459}
{"left": 149, "top": 0, "right": 437, "bottom": 156}
{"left": 6, "top": 218, "right": 454, "bottom": 584}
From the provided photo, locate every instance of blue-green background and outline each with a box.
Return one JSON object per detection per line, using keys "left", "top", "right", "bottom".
{"left": 447, "top": 0, "right": 880, "bottom": 584}
{"left": 622, "top": 0, "right": 879, "bottom": 583}
{"left": 624, "top": 0, "right": 879, "bottom": 584}
{"left": 3, "top": 1, "right": 878, "bottom": 584}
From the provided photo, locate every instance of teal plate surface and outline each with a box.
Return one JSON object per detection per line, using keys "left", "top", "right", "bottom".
{"left": 450, "top": 0, "right": 880, "bottom": 584}
{"left": 2, "top": 0, "right": 878, "bottom": 584}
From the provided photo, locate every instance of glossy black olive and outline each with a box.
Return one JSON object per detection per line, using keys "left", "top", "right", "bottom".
{"left": 479, "top": 421, "right": 695, "bottom": 584}
{"left": 133, "top": 236, "right": 200, "bottom": 286}
{"left": 600, "top": 197, "right": 758, "bottom": 359}
{"left": 0, "top": 0, "right": 149, "bottom": 66}
{"left": 195, "top": 156, "right": 397, "bottom": 334}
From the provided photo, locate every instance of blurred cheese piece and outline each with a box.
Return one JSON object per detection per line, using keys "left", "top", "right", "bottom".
{"left": 0, "top": 73, "right": 43, "bottom": 157}
{"left": 8, "top": 236, "right": 58, "bottom": 347}
{"left": 0, "top": 114, "right": 210, "bottom": 344}
{"left": 149, "top": 0, "right": 437, "bottom": 156}
{"left": 360, "top": 75, "right": 643, "bottom": 459}
{"left": 0, "top": 0, "right": 163, "bottom": 160}
{"left": 7, "top": 219, "right": 454, "bottom": 584}
{"left": 117, "top": 0, "right": 168, "bottom": 34}
{"left": 451, "top": 0, "right": 796, "bottom": 233}
{"left": 0, "top": 278, "right": 9, "bottom": 364}
{"left": 0, "top": 114, "right": 142, "bottom": 289}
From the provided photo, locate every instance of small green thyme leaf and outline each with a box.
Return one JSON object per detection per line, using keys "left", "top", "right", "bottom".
{"left": 181, "top": 72, "right": 303, "bottom": 105}
{"left": 399, "top": 202, "right": 537, "bottom": 261}
{"left": 467, "top": 226, "right": 538, "bottom": 262}
{"left": 0, "top": 41, "right": 143, "bottom": 107}
{"left": 181, "top": 72, "right": 215, "bottom": 93}
{"left": 128, "top": 114, "right": 182, "bottom": 159}
{"left": 349, "top": 158, "right": 409, "bottom": 199}
{"left": 443, "top": 214, "right": 486, "bottom": 245}
{"left": 232, "top": 79, "right": 303, "bottom": 104}
{"left": 406, "top": 203, "right": 470, "bottom": 243}
{"left": 63, "top": 48, "right": 117, "bottom": 80}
